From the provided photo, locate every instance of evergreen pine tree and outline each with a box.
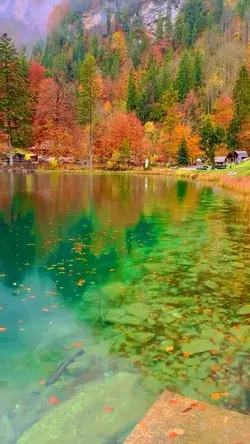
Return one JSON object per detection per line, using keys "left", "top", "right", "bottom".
{"left": 90, "top": 34, "right": 99, "bottom": 61}
{"left": 127, "top": 70, "right": 137, "bottom": 112}
{"left": 201, "top": 115, "right": 224, "bottom": 163}
{"left": 137, "top": 57, "right": 159, "bottom": 122}
{"left": 194, "top": 50, "right": 203, "bottom": 90}
{"left": 178, "top": 138, "right": 189, "bottom": 165}
{"left": 165, "top": 0, "right": 173, "bottom": 41}
{"left": 174, "top": 13, "right": 187, "bottom": 47}
{"left": 106, "top": 8, "right": 112, "bottom": 35}
{"left": 156, "top": 14, "right": 164, "bottom": 41}
{"left": 19, "top": 46, "right": 28, "bottom": 78}
{"left": 177, "top": 51, "right": 193, "bottom": 102}
{"left": 78, "top": 54, "right": 100, "bottom": 168}
{"left": 228, "top": 64, "right": 250, "bottom": 149}
{"left": 233, "top": 65, "right": 250, "bottom": 122}
{"left": 0, "top": 34, "right": 31, "bottom": 161}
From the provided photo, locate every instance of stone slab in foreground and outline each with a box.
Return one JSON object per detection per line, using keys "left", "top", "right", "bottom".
{"left": 125, "top": 391, "right": 250, "bottom": 444}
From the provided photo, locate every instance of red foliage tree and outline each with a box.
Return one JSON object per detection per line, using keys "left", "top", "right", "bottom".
{"left": 94, "top": 112, "right": 144, "bottom": 164}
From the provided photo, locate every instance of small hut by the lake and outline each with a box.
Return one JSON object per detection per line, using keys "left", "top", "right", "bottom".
{"left": 214, "top": 156, "right": 227, "bottom": 167}
{"left": 226, "top": 151, "right": 248, "bottom": 163}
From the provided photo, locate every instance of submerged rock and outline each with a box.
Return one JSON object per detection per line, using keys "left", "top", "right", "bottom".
{"left": 18, "top": 373, "right": 155, "bottom": 444}
{"left": 238, "top": 305, "right": 250, "bottom": 315}
{"left": 182, "top": 339, "right": 214, "bottom": 355}
{"left": 0, "top": 414, "right": 16, "bottom": 444}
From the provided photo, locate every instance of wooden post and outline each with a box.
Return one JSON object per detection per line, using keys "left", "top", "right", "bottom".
{"left": 8, "top": 135, "right": 13, "bottom": 167}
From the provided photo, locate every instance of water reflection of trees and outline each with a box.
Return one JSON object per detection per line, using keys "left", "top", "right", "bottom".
{"left": 0, "top": 195, "right": 36, "bottom": 287}
{"left": 42, "top": 212, "right": 119, "bottom": 304}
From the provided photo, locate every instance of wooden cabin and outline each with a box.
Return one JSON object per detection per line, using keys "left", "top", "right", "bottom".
{"left": 214, "top": 156, "right": 227, "bottom": 167}
{"left": 226, "top": 151, "right": 248, "bottom": 163}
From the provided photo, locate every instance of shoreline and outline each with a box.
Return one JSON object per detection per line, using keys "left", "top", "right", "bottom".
{"left": 1, "top": 165, "right": 250, "bottom": 197}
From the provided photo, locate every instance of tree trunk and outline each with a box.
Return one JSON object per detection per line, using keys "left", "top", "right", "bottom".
{"left": 89, "top": 121, "right": 93, "bottom": 170}
{"left": 8, "top": 135, "right": 13, "bottom": 167}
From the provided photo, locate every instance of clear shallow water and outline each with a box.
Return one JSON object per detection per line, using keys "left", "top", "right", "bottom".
{"left": 0, "top": 172, "right": 249, "bottom": 443}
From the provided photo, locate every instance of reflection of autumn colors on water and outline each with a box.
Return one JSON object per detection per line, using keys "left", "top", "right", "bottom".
{"left": 0, "top": 172, "right": 250, "bottom": 443}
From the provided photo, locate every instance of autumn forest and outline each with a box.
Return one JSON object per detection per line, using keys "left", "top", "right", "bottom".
{"left": 1, "top": 0, "right": 250, "bottom": 168}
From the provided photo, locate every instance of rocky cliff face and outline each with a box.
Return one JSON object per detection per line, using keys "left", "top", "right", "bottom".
{"left": 83, "top": 0, "right": 185, "bottom": 36}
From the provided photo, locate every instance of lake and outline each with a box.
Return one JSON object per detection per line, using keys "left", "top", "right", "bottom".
{"left": 0, "top": 172, "right": 249, "bottom": 443}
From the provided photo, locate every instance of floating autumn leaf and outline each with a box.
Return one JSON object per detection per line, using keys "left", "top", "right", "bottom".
{"left": 183, "top": 352, "right": 190, "bottom": 359}
{"left": 199, "top": 403, "right": 206, "bottom": 411}
{"left": 219, "top": 392, "right": 229, "bottom": 397}
{"left": 49, "top": 396, "right": 60, "bottom": 405}
{"left": 211, "top": 365, "right": 220, "bottom": 372}
{"left": 182, "top": 402, "right": 198, "bottom": 413}
{"left": 42, "top": 308, "right": 49, "bottom": 312}
{"left": 77, "top": 279, "right": 85, "bottom": 286}
{"left": 29, "top": 295, "right": 36, "bottom": 299}
{"left": 166, "top": 346, "right": 174, "bottom": 352}
{"left": 103, "top": 406, "right": 113, "bottom": 413}
{"left": 210, "top": 349, "right": 218, "bottom": 355}
{"left": 168, "top": 431, "right": 179, "bottom": 439}
{"left": 211, "top": 393, "right": 220, "bottom": 400}
{"left": 169, "top": 399, "right": 178, "bottom": 405}
{"left": 0, "top": 327, "right": 7, "bottom": 332}
{"left": 40, "top": 379, "right": 46, "bottom": 386}
{"left": 73, "top": 342, "right": 84, "bottom": 348}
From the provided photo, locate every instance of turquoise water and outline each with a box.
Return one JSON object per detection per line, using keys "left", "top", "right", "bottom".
{"left": 0, "top": 172, "right": 249, "bottom": 443}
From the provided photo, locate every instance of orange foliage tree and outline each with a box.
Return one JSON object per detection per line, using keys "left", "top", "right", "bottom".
{"left": 212, "top": 95, "right": 233, "bottom": 129}
{"left": 237, "top": 119, "right": 250, "bottom": 155}
{"left": 159, "top": 124, "right": 201, "bottom": 164}
{"left": 94, "top": 112, "right": 144, "bottom": 164}
{"left": 34, "top": 78, "right": 82, "bottom": 156}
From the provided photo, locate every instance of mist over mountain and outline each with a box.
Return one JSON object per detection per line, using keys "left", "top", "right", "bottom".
{"left": 0, "top": 0, "right": 59, "bottom": 47}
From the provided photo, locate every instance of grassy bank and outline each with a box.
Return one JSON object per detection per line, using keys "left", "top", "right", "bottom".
{"left": 175, "top": 160, "right": 250, "bottom": 197}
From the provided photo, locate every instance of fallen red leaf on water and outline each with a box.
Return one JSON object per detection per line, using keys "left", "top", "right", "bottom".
{"left": 210, "top": 349, "right": 218, "bottom": 355}
{"left": 183, "top": 352, "right": 190, "bottom": 359}
{"left": 182, "top": 406, "right": 193, "bottom": 413}
{"left": 169, "top": 399, "right": 178, "bottom": 405}
{"left": 190, "top": 402, "right": 198, "bottom": 408}
{"left": 211, "top": 365, "right": 221, "bottom": 372}
{"left": 73, "top": 342, "right": 84, "bottom": 348}
{"left": 199, "top": 403, "right": 206, "bottom": 411}
{"left": 168, "top": 431, "right": 178, "bottom": 439}
{"left": 103, "top": 406, "right": 113, "bottom": 413}
{"left": 0, "top": 327, "right": 7, "bottom": 332}
{"left": 211, "top": 392, "right": 220, "bottom": 400}
{"left": 49, "top": 397, "right": 60, "bottom": 405}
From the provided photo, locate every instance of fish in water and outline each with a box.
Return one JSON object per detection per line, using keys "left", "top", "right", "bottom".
{"left": 46, "top": 349, "right": 84, "bottom": 387}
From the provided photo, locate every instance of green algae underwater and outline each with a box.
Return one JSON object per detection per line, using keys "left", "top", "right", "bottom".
{"left": 0, "top": 172, "right": 249, "bottom": 443}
